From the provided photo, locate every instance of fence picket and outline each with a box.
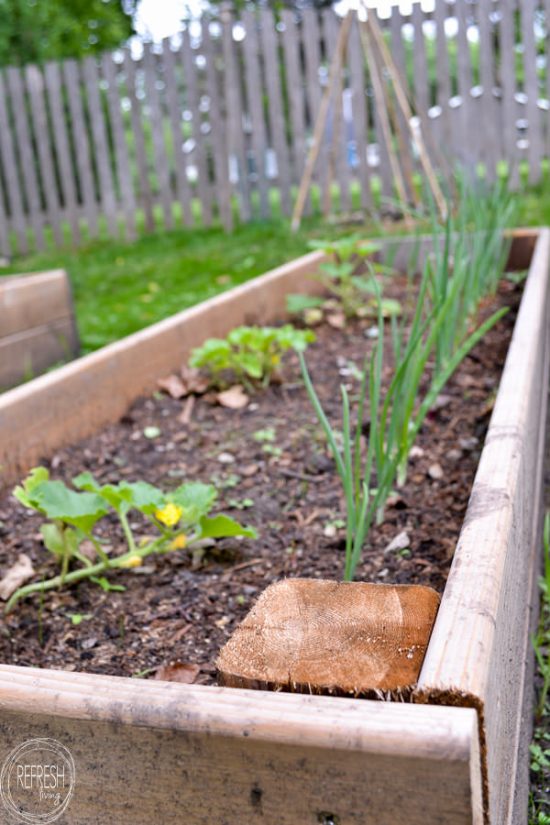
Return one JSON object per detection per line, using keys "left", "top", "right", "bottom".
{"left": 6, "top": 66, "right": 45, "bottom": 250}
{"left": 142, "top": 44, "right": 174, "bottom": 229}
{"left": 322, "top": 10, "right": 352, "bottom": 213}
{"left": 82, "top": 56, "right": 118, "bottom": 236}
{"left": 0, "top": 1, "right": 545, "bottom": 255}
{"left": 101, "top": 52, "right": 137, "bottom": 240}
{"left": 221, "top": 7, "right": 251, "bottom": 222}
{"left": 280, "top": 8, "right": 310, "bottom": 212}
{"left": 302, "top": 8, "right": 329, "bottom": 197}
{"left": 202, "top": 21, "right": 233, "bottom": 230}
{"left": 44, "top": 61, "right": 81, "bottom": 243}
{"left": 180, "top": 26, "right": 213, "bottom": 225}
{"left": 499, "top": 0, "right": 521, "bottom": 187}
{"left": 0, "top": 73, "right": 28, "bottom": 254}
{"left": 242, "top": 9, "right": 271, "bottom": 219}
{"left": 259, "top": 7, "right": 293, "bottom": 215}
{"left": 161, "top": 38, "right": 193, "bottom": 226}
{"left": 63, "top": 59, "right": 99, "bottom": 238}
{"left": 519, "top": 0, "right": 543, "bottom": 183}
{"left": 347, "top": 15, "right": 371, "bottom": 208}
{"left": 123, "top": 51, "right": 155, "bottom": 231}
{"left": 25, "top": 65, "right": 64, "bottom": 247}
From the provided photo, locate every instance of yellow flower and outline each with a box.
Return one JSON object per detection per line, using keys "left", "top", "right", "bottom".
{"left": 155, "top": 502, "right": 183, "bottom": 527}
{"left": 119, "top": 554, "right": 142, "bottom": 569}
{"left": 169, "top": 534, "right": 187, "bottom": 551}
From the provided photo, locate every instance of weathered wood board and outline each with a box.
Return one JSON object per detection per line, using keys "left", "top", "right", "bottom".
{"left": 0, "top": 270, "right": 79, "bottom": 390}
{"left": 0, "top": 666, "right": 483, "bottom": 825}
{"left": 417, "top": 228, "right": 550, "bottom": 825}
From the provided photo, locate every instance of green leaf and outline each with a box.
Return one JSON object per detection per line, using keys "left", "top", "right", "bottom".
{"left": 69, "top": 613, "right": 92, "bottom": 626}
{"left": 199, "top": 514, "right": 258, "bottom": 540}
{"left": 13, "top": 466, "right": 50, "bottom": 510}
{"left": 40, "top": 523, "right": 66, "bottom": 558}
{"left": 90, "top": 576, "right": 126, "bottom": 593}
{"left": 74, "top": 474, "right": 163, "bottom": 515}
{"left": 169, "top": 482, "right": 218, "bottom": 523}
{"left": 30, "top": 481, "right": 108, "bottom": 533}
{"left": 120, "top": 481, "right": 164, "bottom": 514}
{"left": 286, "top": 294, "right": 324, "bottom": 314}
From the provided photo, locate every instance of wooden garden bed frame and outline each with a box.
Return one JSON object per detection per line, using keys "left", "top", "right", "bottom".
{"left": 0, "top": 269, "right": 79, "bottom": 390}
{"left": 0, "top": 228, "right": 546, "bottom": 825}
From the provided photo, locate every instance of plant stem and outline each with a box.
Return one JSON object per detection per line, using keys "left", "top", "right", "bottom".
{"left": 5, "top": 535, "right": 167, "bottom": 613}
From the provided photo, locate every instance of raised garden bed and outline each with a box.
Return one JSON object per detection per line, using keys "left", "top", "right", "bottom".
{"left": 0, "top": 228, "right": 546, "bottom": 825}
{"left": 0, "top": 269, "right": 79, "bottom": 390}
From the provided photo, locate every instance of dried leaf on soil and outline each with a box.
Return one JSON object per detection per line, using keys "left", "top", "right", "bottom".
{"left": 153, "top": 661, "right": 201, "bottom": 683}
{"left": 0, "top": 554, "right": 35, "bottom": 600}
{"left": 384, "top": 531, "right": 411, "bottom": 554}
{"left": 216, "top": 385, "right": 249, "bottom": 409}
{"left": 157, "top": 374, "right": 187, "bottom": 399}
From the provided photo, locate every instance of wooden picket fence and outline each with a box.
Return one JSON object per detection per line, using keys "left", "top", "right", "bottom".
{"left": 0, "top": 0, "right": 547, "bottom": 258}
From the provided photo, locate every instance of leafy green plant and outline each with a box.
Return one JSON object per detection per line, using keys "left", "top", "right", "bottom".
{"left": 189, "top": 325, "right": 315, "bottom": 390}
{"left": 8, "top": 467, "right": 257, "bottom": 611}
{"left": 323, "top": 236, "right": 393, "bottom": 313}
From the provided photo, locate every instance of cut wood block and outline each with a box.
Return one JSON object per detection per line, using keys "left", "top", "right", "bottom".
{"left": 217, "top": 579, "right": 440, "bottom": 695}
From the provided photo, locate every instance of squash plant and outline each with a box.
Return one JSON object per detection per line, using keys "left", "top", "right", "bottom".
{"left": 7, "top": 467, "right": 257, "bottom": 611}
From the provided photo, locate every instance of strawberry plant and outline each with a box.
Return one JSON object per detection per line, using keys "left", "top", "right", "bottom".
{"left": 7, "top": 467, "right": 257, "bottom": 611}
{"left": 286, "top": 235, "right": 398, "bottom": 322}
{"left": 189, "top": 324, "right": 315, "bottom": 390}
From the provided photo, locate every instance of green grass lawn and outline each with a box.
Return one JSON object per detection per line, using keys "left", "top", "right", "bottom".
{"left": 0, "top": 212, "right": 376, "bottom": 354}
{"left": 0, "top": 180, "right": 547, "bottom": 355}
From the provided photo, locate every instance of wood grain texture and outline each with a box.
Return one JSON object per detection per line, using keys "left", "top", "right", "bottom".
{"left": 63, "top": 59, "right": 99, "bottom": 238}
{"left": 101, "top": 52, "right": 137, "bottom": 240}
{"left": 281, "top": 9, "right": 309, "bottom": 197}
{"left": 519, "top": 0, "right": 542, "bottom": 184}
{"left": 417, "top": 228, "right": 550, "bottom": 825}
{"left": 222, "top": 5, "right": 251, "bottom": 222}
{"left": 123, "top": 51, "right": 155, "bottom": 232}
{"left": 44, "top": 60, "right": 81, "bottom": 244}
{"left": 0, "top": 319, "right": 78, "bottom": 389}
{"left": 142, "top": 44, "right": 174, "bottom": 229}
{"left": 0, "top": 665, "right": 482, "bottom": 825}
{"left": 24, "top": 65, "right": 63, "bottom": 247}
{"left": 161, "top": 39, "right": 193, "bottom": 227}
{"left": 0, "top": 269, "right": 72, "bottom": 337}
{"left": 0, "top": 73, "right": 27, "bottom": 254}
{"left": 0, "top": 269, "right": 78, "bottom": 388}
{"left": 82, "top": 56, "right": 118, "bottom": 236}
{"left": 180, "top": 26, "right": 213, "bottom": 225}
{"left": 260, "top": 7, "right": 292, "bottom": 216}
{"left": 6, "top": 66, "right": 45, "bottom": 251}
{"left": 201, "top": 22, "right": 233, "bottom": 231}
{"left": 242, "top": 9, "right": 271, "bottom": 219}
{"left": 347, "top": 15, "right": 371, "bottom": 208}
{"left": 218, "top": 580, "right": 440, "bottom": 694}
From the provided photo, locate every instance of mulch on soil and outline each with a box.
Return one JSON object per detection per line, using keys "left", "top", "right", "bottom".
{"left": 0, "top": 276, "right": 522, "bottom": 685}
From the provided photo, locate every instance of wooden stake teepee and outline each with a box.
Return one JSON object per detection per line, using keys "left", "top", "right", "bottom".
{"left": 290, "top": 9, "right": 448, "bottom": 232}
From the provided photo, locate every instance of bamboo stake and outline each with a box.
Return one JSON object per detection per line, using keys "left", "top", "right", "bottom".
{"left": 291, "top": 12, "right": 352, "bottom": 232}
{"left": 359, "top": 20, "right": 411, "bottom": 223}
{"left": 368, "top": 26, "right": 419, "bottom": 210}
{"left": 365, "top": 11, "right": 448, "bottom": 220}
{"left": 323, "top": 48, "right": 345, "bottom": 217}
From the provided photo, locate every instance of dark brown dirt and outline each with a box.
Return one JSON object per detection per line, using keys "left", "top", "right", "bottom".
{"left": 0, "top": 276, "right": 521, "bottom": 684}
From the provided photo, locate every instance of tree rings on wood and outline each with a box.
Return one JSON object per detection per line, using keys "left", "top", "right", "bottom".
{"left": 217, "top": 578, "right": 440, "bottom": 695}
